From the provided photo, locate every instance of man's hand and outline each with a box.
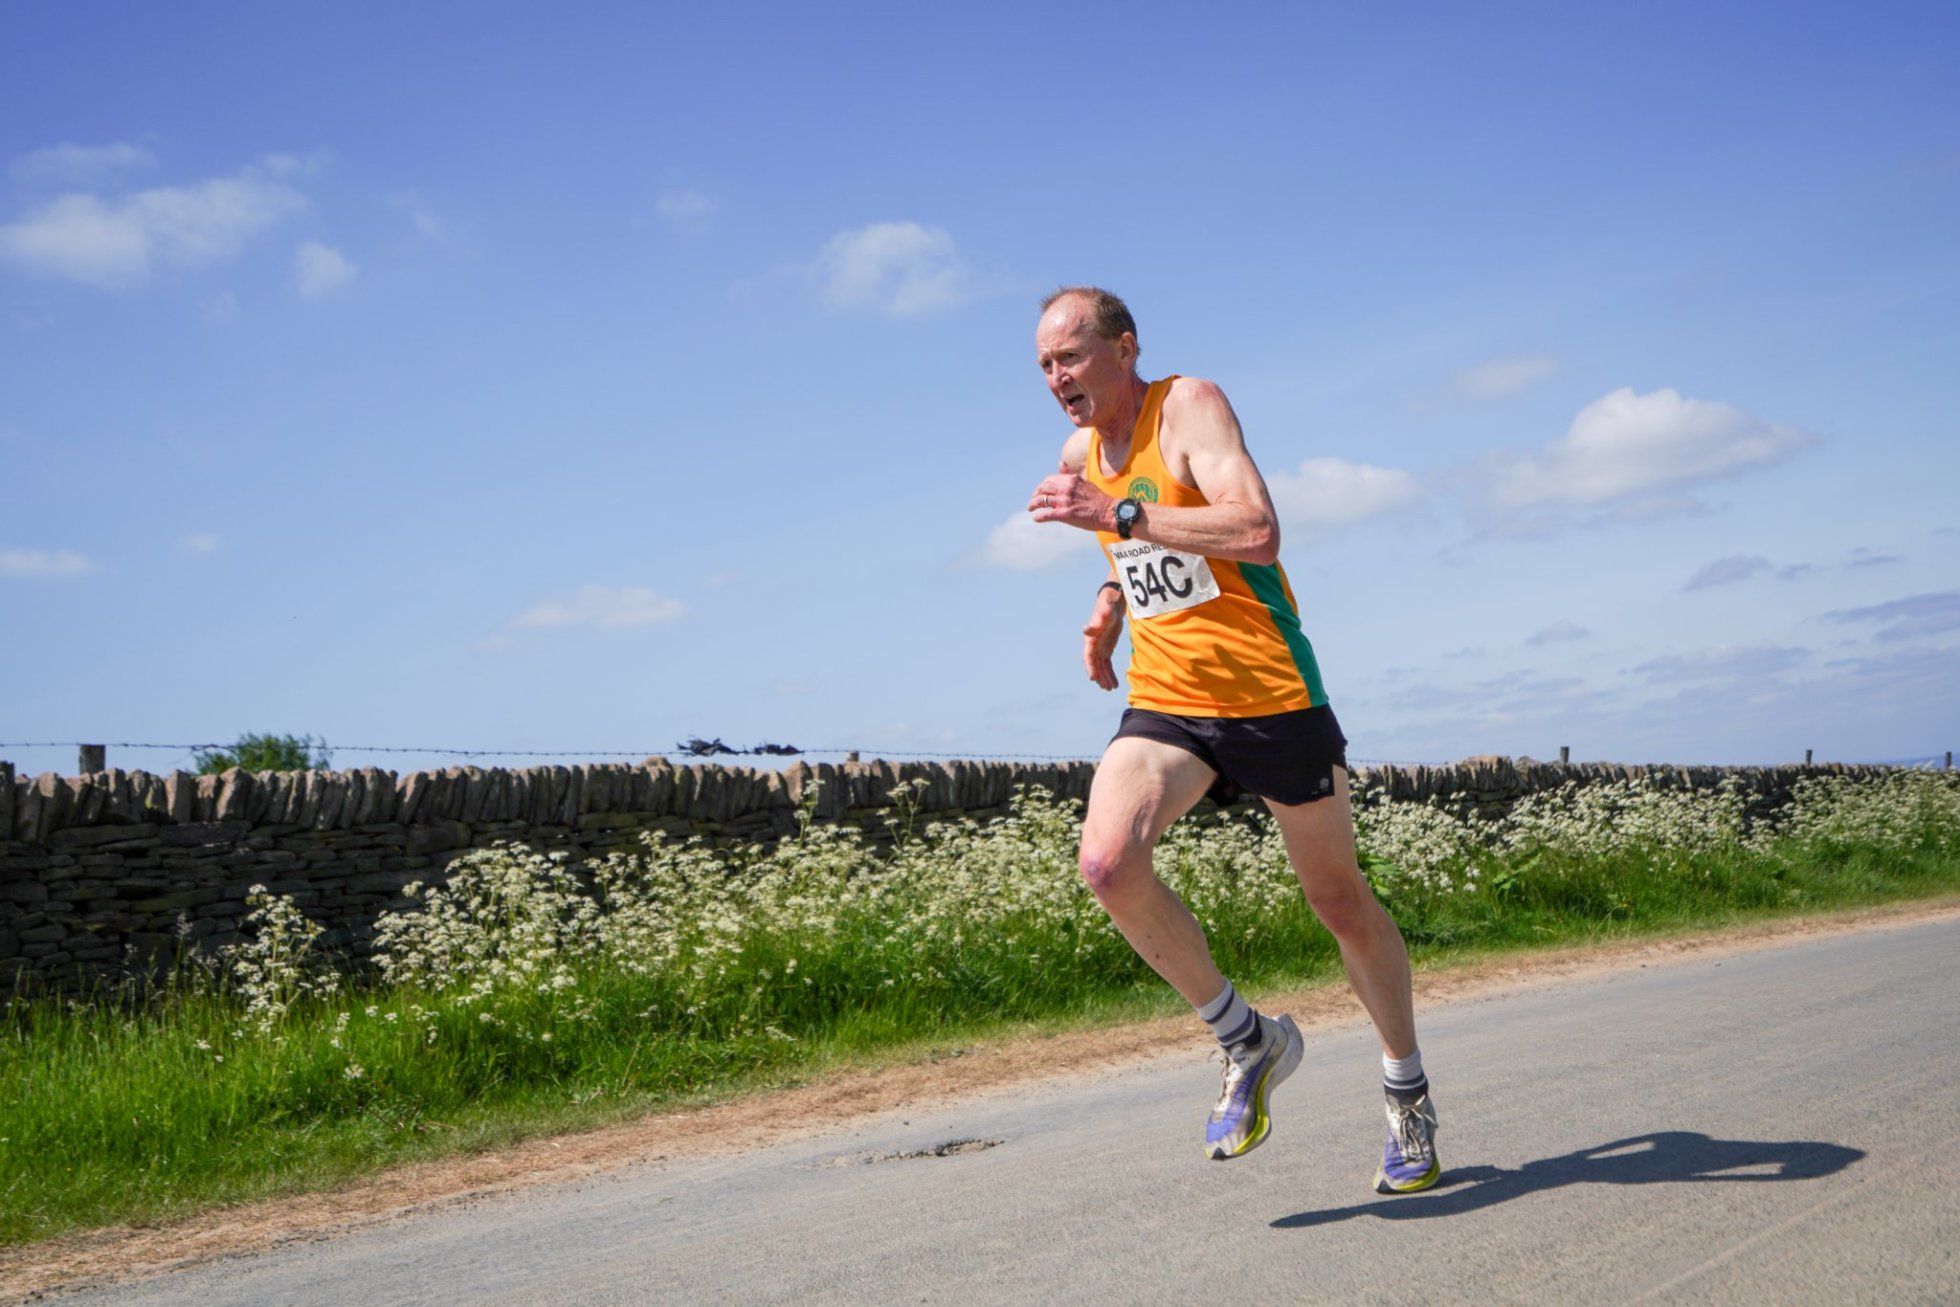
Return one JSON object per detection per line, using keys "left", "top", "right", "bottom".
{"left": 1082, "top": 584, "right": 1125, "bottom": 690}
{"left": 1028, "top": 461, "right": 1115, "bottom": 533}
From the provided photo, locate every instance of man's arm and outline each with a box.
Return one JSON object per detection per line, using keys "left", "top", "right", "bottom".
{"left": 1027, "top": 378, "right": 1281, "bottom": 565}
{"left": 1061, "top": 429, "right": 1126, "bottom": 688}
{"left": 1082, "top": 580, "right": 1124, "bottom": 690}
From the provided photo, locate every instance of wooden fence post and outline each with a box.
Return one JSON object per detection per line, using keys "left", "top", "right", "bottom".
{"left": 79, "top": 744, "right": 106, "bottom": 774}
{"left": 1559, "top": 745, "right": 1570, "bottom": 765}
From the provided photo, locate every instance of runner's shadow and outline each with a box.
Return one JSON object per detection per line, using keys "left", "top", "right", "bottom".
{"left": 1272, "top": 1131, "right": 1864, "bottom": 1229}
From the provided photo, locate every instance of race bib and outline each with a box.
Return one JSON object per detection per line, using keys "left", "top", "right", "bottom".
{"left": 1108, "top": 539, "right": 1221, "bottom": 620}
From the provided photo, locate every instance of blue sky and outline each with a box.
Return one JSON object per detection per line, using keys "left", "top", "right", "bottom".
{"left": 3, "top": 1, "right": 1956, "bottom": 779}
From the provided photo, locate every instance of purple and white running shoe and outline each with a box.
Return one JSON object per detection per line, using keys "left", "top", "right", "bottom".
{"left": 1204, "top": 1013, "right": 1303, "bottom": 1159}
{"left": 1373, "top": 1091, "right": 1441, "bottom": 1193}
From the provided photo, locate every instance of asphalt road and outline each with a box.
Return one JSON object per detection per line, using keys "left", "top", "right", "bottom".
{"left": 59, "top": 916, "right": 1960, "bottom": 1305}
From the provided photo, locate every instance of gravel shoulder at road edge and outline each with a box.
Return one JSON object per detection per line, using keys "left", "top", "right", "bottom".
{"left": 8, "top": 897, "right": 1958, "bottom": 1302}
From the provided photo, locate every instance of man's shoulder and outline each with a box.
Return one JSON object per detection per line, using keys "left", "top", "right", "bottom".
{"left": 1160, "top": 374, "right": 1231, "bottom": 412}
{"left": 1158, "top": 375, "right": 1241, "bottom": 448}
{"left": 1059, "top": 425, "right": 1093, "bottom": 471}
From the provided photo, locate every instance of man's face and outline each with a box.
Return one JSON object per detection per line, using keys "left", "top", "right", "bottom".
{"left": 1035, "top": 296, "right": 1136, "bottom": 428}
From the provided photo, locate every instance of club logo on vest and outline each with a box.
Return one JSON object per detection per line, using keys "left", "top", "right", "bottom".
{"left": 1126, "top": 477, "right": 1160, "bottom": 503}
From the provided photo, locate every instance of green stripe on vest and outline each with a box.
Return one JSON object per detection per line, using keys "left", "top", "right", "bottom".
{"left": 1239, "top": 563, "right": 1327, "bottom": 705}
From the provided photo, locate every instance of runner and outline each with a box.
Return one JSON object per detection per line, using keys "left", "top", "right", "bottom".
{"left": 1025, "top": 287, "right": 1440, "bottom": 1194}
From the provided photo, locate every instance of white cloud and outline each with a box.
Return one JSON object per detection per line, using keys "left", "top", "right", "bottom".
{"left": 112, "top": 175, "right": 300, "bottom": 264}
{"left": 1452, "top": 355, "right": 1559, "bottom": 402}
{"left": 12, "top": 142, "right": 157, "bottom": 187}
{"left": 971, "top": 448, "right": 1450, "bottom": 590}
{"left": 1823, "top": 591, "right": 1960, "bottom": 642}
{"left": 1266, "top": 458, "right": 1422, "bottom": 535}
{"left": 1684, "top": 555, "right": 1771, "bottom": 591}
{"left": 1368, "top": 668, "right": 1610, "bottom": 716}
{"left": 0, "top": 548, "right": 95, "bottom": 577}
{"left": 257, "top": 154, "right": 318, "bottom": 180}
{"left": 0, "top": 195, "right": 151, "bottom": 285}
{"left": 508, "top": 585, "right": 684, "bottom": 631}
{"left": 1486, "top": 387, "right": 1817, "bottom": 510}
{"left": 1525, "top": 620, "right": 1590, "bottom": 647}
{"left": 1601, "top": 494, "right": 1713, "bottom": 524}
{"left": 179, "top": 533, "right": 221, "bottom": 554}
{"left": 0, "top": 160, "right": 307, "bottom": 287}
{"left": 390, "top": 194, "right": 445, "bottom": 240}
{"left": 294, "top": 242, "right": 355, "bottom": 298}
{"left": 978, "top": 511, "right": 1098, "bottom": 571}
{"left": 654, "top": 189, "right": 715, "bottom": 224}
{"left": 1630, "top": 644, "right": 1810, "bottom": 682}
{"left": 813, "top": 221, "right": 969, "bottom": 316}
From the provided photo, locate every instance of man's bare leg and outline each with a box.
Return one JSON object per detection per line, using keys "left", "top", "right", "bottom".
{"left": 1266, "top": 765, "right": 1439, "bottom": 1192}
{"left": 1263, "top": 767, "right": 1417, "bottom": 1058}
{"left": 1082, "top": 734, "right": 1308, "bottom": 1160}
{"left": 1076, "top": 736, "right": 1223, "bottom": 1005}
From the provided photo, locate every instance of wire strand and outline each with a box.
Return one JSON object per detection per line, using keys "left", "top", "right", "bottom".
{"left": 0, "top": 740, "right": 1109, "bottom": 764}
{"left": 4, "top": 741, "right": 1920, "bottom": 768}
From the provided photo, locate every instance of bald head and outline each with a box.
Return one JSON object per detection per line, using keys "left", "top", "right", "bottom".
{"left": 1040, "top": 286, "right": 1138, "bottom": 354}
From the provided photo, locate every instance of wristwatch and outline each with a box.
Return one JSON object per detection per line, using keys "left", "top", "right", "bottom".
{"left": 1113, "top": 498, "right": 1142, "bottom": 540}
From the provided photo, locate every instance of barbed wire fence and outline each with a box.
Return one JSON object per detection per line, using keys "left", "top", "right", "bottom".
{"left": 0, "top": 738, "right": 1106, "bottom": 769}
{"left": 5, "top": 739, "right": 1952, "bottom": 779}
{"left": 0, "top": 738, "right": 1471, "bottom": 771}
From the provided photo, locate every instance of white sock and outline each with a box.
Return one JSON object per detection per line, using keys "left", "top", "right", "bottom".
{"left": 1383, "top": 1048, "right": 1425, "bottom": 1095}
{"left": 1196, "top": 980, "right": 1259, "bottom": 1048}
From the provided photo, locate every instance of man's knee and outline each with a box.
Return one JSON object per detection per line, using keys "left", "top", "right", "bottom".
{"left": 1078, "top": 837, "right": 1149, "bottom": 899}
{"left": 1301, "top": 867, "right": 1379, "bottom": 939}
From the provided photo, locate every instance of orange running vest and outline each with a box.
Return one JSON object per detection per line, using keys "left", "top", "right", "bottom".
{"left": 1086, "top": 376, "right": 1329, "bottom": 717}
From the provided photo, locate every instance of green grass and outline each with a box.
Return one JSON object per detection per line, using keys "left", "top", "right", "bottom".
{"left": 4, "top": 771, "right": 1956, "bottom": 1247}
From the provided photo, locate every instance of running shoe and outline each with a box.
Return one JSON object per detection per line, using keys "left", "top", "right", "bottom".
{"left": 1373, "top": 1091, "right": 1441, "bottom": 1193}
{"left": 1204, "top": 1013, "right": 1303, "bottom": 1160}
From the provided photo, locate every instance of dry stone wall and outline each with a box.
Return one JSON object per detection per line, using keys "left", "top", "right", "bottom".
{"left": 0, "top": 756, "right": 1094, "bottom": 995}
{"left": 0, "top": 754, "right": 1898, "bottom": 995}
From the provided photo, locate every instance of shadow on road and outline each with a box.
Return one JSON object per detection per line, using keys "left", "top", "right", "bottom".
{"left": 1272, "top": 1131, "right": 1864, "bottom": 1229}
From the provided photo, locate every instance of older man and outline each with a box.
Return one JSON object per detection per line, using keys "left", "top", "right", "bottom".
{"left": 1026, "top": 286, "right": 1439, "bottom": 1193}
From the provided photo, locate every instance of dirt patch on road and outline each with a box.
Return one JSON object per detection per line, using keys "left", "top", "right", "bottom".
{"left": 8, "top": 898, "right": 1956, "bottom": 1302}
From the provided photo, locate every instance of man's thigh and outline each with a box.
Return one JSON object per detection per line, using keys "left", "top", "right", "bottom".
{"left": 1084, "top": 734, "right": 1218, "bottom": 855}
{"left": 1262, "top": 765, "right": 1364, "bottom": 888}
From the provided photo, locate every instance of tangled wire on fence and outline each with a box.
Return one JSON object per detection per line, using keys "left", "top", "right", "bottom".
{"left": 675, "top": 738, "right": 805, "bottom": 758}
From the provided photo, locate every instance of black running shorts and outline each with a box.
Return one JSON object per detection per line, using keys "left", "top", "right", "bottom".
{"left": 1111, "top": 704, "right": 1350, "bottom": 807}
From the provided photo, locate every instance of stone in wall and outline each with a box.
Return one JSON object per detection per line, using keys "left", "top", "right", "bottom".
{"left": 162, "top": 772, "right": 190, "bottom": 824}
